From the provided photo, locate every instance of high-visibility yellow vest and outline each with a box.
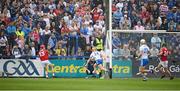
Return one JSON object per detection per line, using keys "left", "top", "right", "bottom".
{"left": 16, "top": 31, "right": 24, "bottom": 37}
{"left": 95, "top": 38, "right": 103, "bottom": 50}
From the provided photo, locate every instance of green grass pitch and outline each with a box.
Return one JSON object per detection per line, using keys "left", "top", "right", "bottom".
{"left": 0, "top": 78, "right": 180, "bottom": 91}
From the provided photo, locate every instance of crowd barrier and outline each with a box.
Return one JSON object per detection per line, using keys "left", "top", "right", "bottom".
{"left": 0, "top": 59, "right": 179, "bottom": 78}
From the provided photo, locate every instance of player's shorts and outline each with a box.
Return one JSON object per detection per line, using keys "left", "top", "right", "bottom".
{"left": 140, "top": 59, "right": 149, "bottom": 66}
{"left": 96, "top": 59, "right": 103, "bottom": 65}
{"left": 159, "top": 61, "right": 168, "bottom": 68}
{"left": 41, "top": 60, "right": 52, "bottom": 67}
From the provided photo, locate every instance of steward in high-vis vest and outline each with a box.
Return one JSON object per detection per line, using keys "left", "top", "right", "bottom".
{"left": 93, "top": 35, "right": 103, "bottom": 51}
{"left": 15, "top": 29, "right": 25, "bottom": 38}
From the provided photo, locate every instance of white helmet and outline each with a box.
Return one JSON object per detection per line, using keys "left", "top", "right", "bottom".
{"left": 140, "top": 39, "right": 146, "bottom": 44}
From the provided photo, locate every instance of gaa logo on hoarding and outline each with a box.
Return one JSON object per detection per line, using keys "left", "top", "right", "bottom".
{"left": 3, "top": 60, "right": 40, "bottom": 76}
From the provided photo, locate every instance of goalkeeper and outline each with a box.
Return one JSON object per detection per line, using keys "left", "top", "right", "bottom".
{"left": 85, "top": 47, "right": 106, "bottom": 79}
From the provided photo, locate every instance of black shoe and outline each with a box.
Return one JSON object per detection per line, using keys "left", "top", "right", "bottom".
{"left": 161, "top": 75, "right": 165, "bottom": 79}
{"left": 170, "top": 76, "right": 174, "bottom": 80}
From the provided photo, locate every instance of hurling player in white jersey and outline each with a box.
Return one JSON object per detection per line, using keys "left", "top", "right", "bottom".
{"left": 136, "top": 39, "right": 154, "bottom": 81}
{"left": 85, "top": 47, "right": 106, "bottom": 79}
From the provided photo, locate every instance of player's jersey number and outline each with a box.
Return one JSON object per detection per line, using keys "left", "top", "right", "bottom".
{"left": 143, "top": 48, "right": 148, "bottom": 54}
{"left": 39, "top": 51, "right": 45, "bottom": 56}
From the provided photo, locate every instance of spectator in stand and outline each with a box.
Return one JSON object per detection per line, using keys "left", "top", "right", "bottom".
{"left": 112, "top": 0, "right": 179, "bottom": 30}
{"left": 22, "top": 44, "right": 31, "bottom": 61}
{"left": 48, "top": 33, "right": 57, "bottom": 52}
{"left": 151, "top": 33, "right": 161, "bottom": 49}
{"left": 134, "top": 21, "right": 145, "bottom": 30}
{"left": 78, "top": 33, "right": 87, "bottom": 54}
{"left": 84, "top": 44, "right": 92, "bottom": 60}
{"left": 160, "top": 19, "right": 168, "bottom": 30}
{"left": 120, "top": 14, "right": 131, "bottom": 30}
{"left": 113, "top": 44, "right": 123, "bottom": 60}
{"left": 12, "top": 44, "right": 22, "bottom": 59}
{"left": 43, "top": 26, "right": 51, "bottom": 47}
{"left": 0, "top": 0, "right": 106, "bottom": 59}
{"left": 150, "top": 44, "right": 159, "bottom": 61}
{"left": 168, "top": 19, "right": 177, "bottom": 31}
{"left": 0, "top": 31, "right": 8, "bottom": 58}
{"left": 113, "top": 8, "right": 123, "bottom": 28}
{"left": 6, "top": 22, "right": 16, "bottom": 35}
{"left": 30, "top": 42, "right": 36, "bottom": 57}
{"left": 121, "top": 44, "right": 131, "bottom": 61}
{"left": 3, "top": 45, "right": 12, "bottom": 59}
{"left": 159, "top": 2, "right": 169, "bottom": 14}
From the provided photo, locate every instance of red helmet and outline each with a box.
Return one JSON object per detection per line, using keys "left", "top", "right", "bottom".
{"left": 40, "top": 44, "right": 45, "bottom": 49}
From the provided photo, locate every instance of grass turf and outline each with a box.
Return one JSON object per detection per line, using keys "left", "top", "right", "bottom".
{"left": 0, "top": 78, "right": 180, "bottom": 90}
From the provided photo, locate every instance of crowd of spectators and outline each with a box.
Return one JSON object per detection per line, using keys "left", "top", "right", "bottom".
{"left": 112, "top": 0, "right": 180, "bottom": 31}
{"left": 112, "top": 32, "right": 180, "bottom": 63}
{"left": 0, "top": 0, "right": 106, "bottom": 59}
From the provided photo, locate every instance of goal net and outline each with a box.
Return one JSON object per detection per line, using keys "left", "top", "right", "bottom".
{"left": 105, "top": 30, "right": 180, "bottom": 77}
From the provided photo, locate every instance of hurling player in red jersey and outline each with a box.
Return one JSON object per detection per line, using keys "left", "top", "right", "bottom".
{"left": 39, "top": 44, "right": 55, "bottom": 78}
{"left": 157, "top": 44, "right": 174, "bottom": 80}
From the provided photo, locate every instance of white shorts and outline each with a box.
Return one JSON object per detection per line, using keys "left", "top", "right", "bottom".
{"left": 159, "top": 61, "right": 168, "bottom": 68}
{"left": 41, "top": 60, "right": 52, "bottom": 67}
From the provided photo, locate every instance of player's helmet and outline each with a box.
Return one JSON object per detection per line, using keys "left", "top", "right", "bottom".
{"left": 140, "top": 39, "right": 146, "bottom": 44}
{"left": 40, "top": 44, "right": 45, "bottom": 49}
